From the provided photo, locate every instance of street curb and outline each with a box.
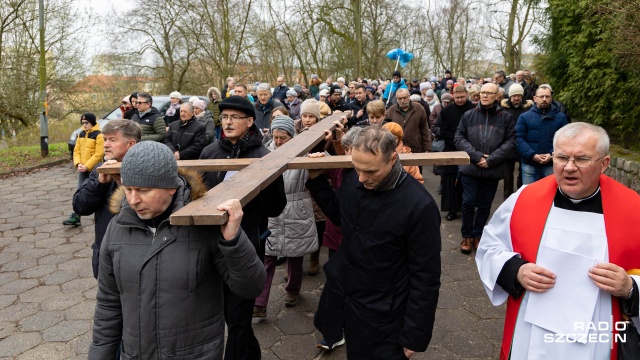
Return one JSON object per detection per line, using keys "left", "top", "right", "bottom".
{"left": 0, "top": 158, "right": 69, "bottom": 177}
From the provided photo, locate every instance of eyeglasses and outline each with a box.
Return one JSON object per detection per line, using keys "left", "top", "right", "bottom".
{"left": 480, "top": 92, "right": 498, "bottom": 96}
{"left": 553, "top": 154, "right": 606, "bottom": 168}
{"left": 220, "top": 114, "right": 250, "bottom": 122}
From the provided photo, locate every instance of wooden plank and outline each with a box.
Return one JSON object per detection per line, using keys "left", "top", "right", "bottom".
{"left": 97, "top": 152, "right": 470, "bottom": 173}
{"left": 169, "top": 112, "right": 347, "bottom": 226}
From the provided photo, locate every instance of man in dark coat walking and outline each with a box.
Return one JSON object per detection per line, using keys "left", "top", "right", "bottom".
{"left": 306, "top": 126, "right": 441, "bottom": 359}
{"left": 72, "top": 120, "right": 141, "bottom": 278}
{"left": 199, "top": 95, "right": 286, "bottom": 360}
{"left": 455, "top": 83, "right": 516, "bottom": 254}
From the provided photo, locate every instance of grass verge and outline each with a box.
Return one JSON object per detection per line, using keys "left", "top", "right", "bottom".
{"left": 0, "top": 143, "right": 69, "bottom": 174}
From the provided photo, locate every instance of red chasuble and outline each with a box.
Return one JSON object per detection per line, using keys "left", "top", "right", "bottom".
{"left": 502, "top": 174, "right": 640, "bottom": 360}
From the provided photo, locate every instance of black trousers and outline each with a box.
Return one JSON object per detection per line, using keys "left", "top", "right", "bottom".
{"left": 224, "top": 225, "right": 262, "bottom": 360}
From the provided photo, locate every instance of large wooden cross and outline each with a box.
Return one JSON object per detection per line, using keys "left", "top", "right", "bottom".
{"left": 98, "top": 112, "right": 469, "bottom": 225}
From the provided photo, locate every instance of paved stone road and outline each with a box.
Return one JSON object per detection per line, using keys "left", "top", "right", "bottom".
{"left": 0, "top": 164, "right": 506, "bottom": 359}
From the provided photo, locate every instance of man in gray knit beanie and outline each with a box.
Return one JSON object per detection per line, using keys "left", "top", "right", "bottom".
{"left": 89, "top": 140, "right": 267, "bottom": 359}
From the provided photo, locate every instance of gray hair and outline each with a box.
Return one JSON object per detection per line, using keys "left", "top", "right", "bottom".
{"left": 396, "top": 88, "right": 410, "bottom": 97}
{"left": 102, "top": 119, "right": 141, "bottom": 142}
{"left": 553, "top": 122, "right": 610, "bottom": 157}
{"left": 257, "top": 83, "right": 271, "bottom": 92}
{"left": 341, "top": 126, "right": 364, "bottom": 150}
{"left": 180, "top": 102, "right": 194, "bottom": 113}
{"left": 350, "top": 126, "right": 397, "bottom": 162}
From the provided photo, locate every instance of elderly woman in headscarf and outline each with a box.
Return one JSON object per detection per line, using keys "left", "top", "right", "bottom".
{"left": 253, "top": 115, "right": 319, "bottom": 318}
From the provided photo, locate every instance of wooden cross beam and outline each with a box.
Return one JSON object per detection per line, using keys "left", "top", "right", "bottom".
{"left": 97, "top": 112, "right": 469, "bottom": 225}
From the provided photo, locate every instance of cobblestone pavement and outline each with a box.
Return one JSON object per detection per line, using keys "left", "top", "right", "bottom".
{"left": 0, "top": 164, "right": 506, "bottom": 359}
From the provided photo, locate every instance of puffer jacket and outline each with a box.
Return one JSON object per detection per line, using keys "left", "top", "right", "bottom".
{"left": 516, "top": 102, "right": 568, "bottom": 166}
{"left": 88, "top": 169, "right": 266, "bottom": 360}
{"left": 265, "top": 142, "right": 318, "bottom": 257}
{"left": 454, "top": 102, "right": 516, "bottom": 179}
{"left": 73, "top": 123, "right": 104, "bottom": 171}
{"left": 207, "top": 87, "right": 222, "bottom": 126}
{"left": 131, "top": 107, "right": 165, "bottom": 142}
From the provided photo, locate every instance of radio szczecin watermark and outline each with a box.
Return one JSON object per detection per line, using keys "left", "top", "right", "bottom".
{"left": 544, "top": 321, "right": 632, "bottom": 345}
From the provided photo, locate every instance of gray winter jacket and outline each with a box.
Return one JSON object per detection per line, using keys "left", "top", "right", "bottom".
{"left": 265, "top": 143, "right": 318, "bottom": 257}
{"left": 88, "top": 169, "right": 266, "bottom": 360}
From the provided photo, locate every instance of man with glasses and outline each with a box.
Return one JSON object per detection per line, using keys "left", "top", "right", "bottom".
{"left": 516, "top": 84, "right": 568, "bottom": 185}
{"left": 130, "top": 92, "right": 166, "bottom": 142}
{"left": 477, "top": 122, "right": 640, "bottom": 359}
{"left": 387, "top": 88, "right": 432, "bottom": 154}
{"left": 455, "top": 83, "right": 516, "bottom": 254}
{"left": 199, "top": 96, "right": 286, "bottom": 360}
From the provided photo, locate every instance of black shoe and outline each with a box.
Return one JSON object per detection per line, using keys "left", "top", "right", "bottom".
{"left": 275, "top": 256, "right": 286, "bottom": 265}
{"left": 446, "top": 212, "right": 458, "bottom": 221}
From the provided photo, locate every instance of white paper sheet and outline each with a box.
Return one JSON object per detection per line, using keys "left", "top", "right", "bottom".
{"left": 524, "top": 245, "right": 599, "bottom": 342}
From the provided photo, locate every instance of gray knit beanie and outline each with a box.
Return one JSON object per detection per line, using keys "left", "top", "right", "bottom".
{"left": 300, "top": 99, "right": 321, "bottom": 120}
{"left": 271, "top": 115, "right": 296, "bottom": 137}
{"left": 121, "top": 141, "right": 181, "bottom": 189}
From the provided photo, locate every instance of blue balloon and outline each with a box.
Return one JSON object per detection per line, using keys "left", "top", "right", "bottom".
{"left": 386, "top": 48, "right": 414, "bottom": 67}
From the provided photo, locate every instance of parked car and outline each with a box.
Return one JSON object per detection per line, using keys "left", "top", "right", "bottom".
{"left": 68, "top": 95, "right": 208, "bottom": 157}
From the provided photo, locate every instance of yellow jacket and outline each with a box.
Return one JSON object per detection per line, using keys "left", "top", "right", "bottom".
{"left": 73, "top": 123, "right": 104, "bottom": 171}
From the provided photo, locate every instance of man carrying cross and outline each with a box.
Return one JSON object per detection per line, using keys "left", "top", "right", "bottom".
{"left": 199, "top": 95, "right": 286, "bottom": 360}
{"left": 306, "top": 126, "right": 441, "bottom": 359}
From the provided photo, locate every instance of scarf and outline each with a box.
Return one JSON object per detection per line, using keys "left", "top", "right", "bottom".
{"left": 165, "top": 103, "right": 181, "bottom": 117}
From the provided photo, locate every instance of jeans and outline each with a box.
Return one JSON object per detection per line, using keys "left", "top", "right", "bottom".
{"left": 521, "top": 163, "right": 553, "bottom": 185}
{"left": 460, "top": 175, "right": 499, "bottom": 239}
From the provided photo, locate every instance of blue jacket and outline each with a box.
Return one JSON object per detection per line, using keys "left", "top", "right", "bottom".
{"left": 382, "top": 79, "right": 408, "bottom": 105}
{"left": 516, "top": 103, "right": 568, "bottom": 166}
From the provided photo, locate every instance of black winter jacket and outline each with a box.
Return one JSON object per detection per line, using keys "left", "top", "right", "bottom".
{"left": 164, "top": 118, "right": 208, "bottom": 160}
{"left": 454, "top": 102, "right": 516, "bottom": 179}
{"left": 72, "top": 164, "right": 118, "bottom": 278}
{"left": 199, "top": 125, "right": 286, "bottom": 249}
{"left": 347, "top": 99, "right": 370, "bottom": 127}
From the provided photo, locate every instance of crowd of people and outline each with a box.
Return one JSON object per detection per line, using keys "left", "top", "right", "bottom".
{"left": 64, "top": 68, "right": 640, "bottom": 359}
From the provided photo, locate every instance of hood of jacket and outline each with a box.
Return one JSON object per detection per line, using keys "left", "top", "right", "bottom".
{"left": 207, "top": 87, "right": 221, "bottom": 100}
{"left": 108, "top": 168, "right": 207, "bottom": 215}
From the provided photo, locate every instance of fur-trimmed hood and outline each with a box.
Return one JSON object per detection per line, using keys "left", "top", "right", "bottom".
{"left": 108, "top": 168, "right": 208, "bottom": 215}
{"left": 207, "top": 87, "right": 222, "bottom": 101}
{"left": 501, "top": 98, "right": 533, "bottom": 110}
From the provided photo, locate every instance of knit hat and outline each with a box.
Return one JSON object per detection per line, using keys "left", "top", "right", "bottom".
{"left": 509, "top": 83, "right": 524, "bottom": 96}
{"left": 382, "top": 122, "right": 403, "bottom": 144}
{"left": 170, "top": 91, "right": 182, "bottom": 99}
{"left": 441, "top": 93, "right": 454, "bottom": 102}
{"left": 426, "top": 89, "right": 435, "bottom": 97}
{"left": 365, "top": 86, "right": 375, "bottom": 93}
{"left": 121, "top": 141, "right": 180, "bottom": 189}
{"left": 219, "top": 95, "right": 256, "bottom": 119}
{"left": 319, "top": 83, "right": 329, "bottom": 91}
{"left": 371, "top": 80, "right": 379, "bottom": 87}
{"left": 337, "top": 77, "right": 345, "bottom": 83}
{"left": 329, "top": 85, "right": 342, "bottom": 95}
{"left": 447, "top": 79, "right": 454, "bottom": 84}
{"left": 122, "top": 96, "right": 131, "bottom": 104}
{"left": 300, "top": 99, "right": 321, "bottom": 120}
{"left": 392, "top": 70, "right": 401, "bottom": 78}
{"left": 271, "top": 115, "right": 296, "bottom": 137}
{"left": 319, "top": 102, "right": 332, "bottom": 118}
{"left": 412, "top": 78, "right": 419, "bottom": 83}
{"left": 81, "top": 113, "right": 96, "bottom": 126}
{"left": 311, "top": 74, "right": 319, "bottom": 79}
{"left": 189, "top": 96, "right": 199, "bottom": 103}
{"left": 319, "top": 89, "right": 329, "bottom": 97}
{"left": 286, "top": 89, "right": 298, "bottom": 97}
{"left": 193, "top": 99, "right": 206, "bottom": 111}
{"left": 430, "top": 76, "right": 438, "bottom": 83}
{"left": 419, "top": 82, "right": 430, "bottom": 91}
{"left": 293, "top": 84, "right": 303, "bottom": 94}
